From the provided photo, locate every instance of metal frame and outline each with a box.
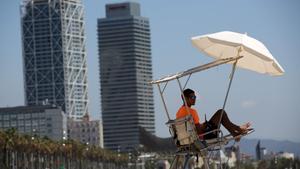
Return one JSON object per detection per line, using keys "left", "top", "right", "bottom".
{"left": 150, "top": 56, "right": 242, "bottom": 84}
{"left": 152, "top": 56, "right": 242, "bottom": 125}
{"left": 152, "top": 55, "right": 244, "bottom": 169}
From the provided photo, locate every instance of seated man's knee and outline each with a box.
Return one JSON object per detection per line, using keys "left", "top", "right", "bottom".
{"left": 216, "top": 109, "right": 227, "bottom": 115}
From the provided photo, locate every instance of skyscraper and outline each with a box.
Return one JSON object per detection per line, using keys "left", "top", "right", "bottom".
{"left": 98, "top": 2, "right": 155, "bottom": 151}
{"left": 256, "top": 140, "right": 261, "bottom": 160}
{"left": 21, "top": 0, "right": 89, "bottom": 120}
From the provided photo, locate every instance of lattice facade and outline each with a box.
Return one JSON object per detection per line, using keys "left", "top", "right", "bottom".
{"left": 21, "top": 0, "right": 88, "bottom": 120}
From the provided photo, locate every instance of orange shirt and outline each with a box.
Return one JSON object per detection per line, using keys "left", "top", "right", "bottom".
{"left": 176, "top": 105, "right": 200, "bottom": 124}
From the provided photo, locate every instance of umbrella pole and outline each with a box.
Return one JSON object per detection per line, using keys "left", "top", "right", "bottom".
{"left": 217, "top": 59, "right": 239, "bottom": 130}
{"left": 216, "top": 59, "right": 238, "bottom": 169}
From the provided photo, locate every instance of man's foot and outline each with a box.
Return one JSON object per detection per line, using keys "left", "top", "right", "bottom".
{"left": 231, "top": 122, "right": 251, "bottom": 142}
{"left": 240, "top": 122, "right": 251, "bottom": 134}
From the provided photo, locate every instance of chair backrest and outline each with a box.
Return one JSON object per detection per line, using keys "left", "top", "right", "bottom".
{"left": 167, "top": 115, "right": 198, "bottom": 146}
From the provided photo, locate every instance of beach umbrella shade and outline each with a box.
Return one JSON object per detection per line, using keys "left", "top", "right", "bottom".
{"left": 191, "top": 31, "right": 284, "bottom": 76}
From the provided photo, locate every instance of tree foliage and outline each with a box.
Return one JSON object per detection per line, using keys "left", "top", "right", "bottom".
{"left": 0, "top": 128, "right": 128, "bottom": 169}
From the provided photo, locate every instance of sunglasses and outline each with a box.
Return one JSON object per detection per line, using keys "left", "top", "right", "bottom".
{"left": 189, "top": 95, "right": 196, "bottom": 99}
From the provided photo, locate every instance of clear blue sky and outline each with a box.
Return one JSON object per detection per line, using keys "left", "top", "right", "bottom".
{"left": 0, "top": 0, "right": 299, "bottom": 142}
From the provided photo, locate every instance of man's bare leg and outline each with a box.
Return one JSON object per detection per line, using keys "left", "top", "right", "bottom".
{"left": 209, "top": 109, "right": 251, "bottom": 137}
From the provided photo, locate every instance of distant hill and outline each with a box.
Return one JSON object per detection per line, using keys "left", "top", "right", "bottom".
{"left": 238, "top": 138, "right": 300, "bottom": 157}
{"left": 139, "top": 127, "right": 176, "bottom": 152}
{"left": 139, "top": 128, "right": 300, "bottom": 157}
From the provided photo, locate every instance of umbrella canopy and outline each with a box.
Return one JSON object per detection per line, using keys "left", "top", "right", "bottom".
{"left": 191, "top": 31, "right": 284, "bottom": 76}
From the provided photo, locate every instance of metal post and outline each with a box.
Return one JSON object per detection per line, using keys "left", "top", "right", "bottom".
{"left": 176, "top": 78, "right": 192, "bottom": 116}
{"left": 217, "top": 59, "right": 239, "bottom": 169}
{"left": 203, "top": 156, "right": 210, "bottom": 169}
{"left": 170, "top": 155, "right": 179, "bottom": 169}
{"left": 157, "top": 83, "right": 171, "bottom": 120}
{"left": 183, "top": 154, "right": 190, "bottom": 169}
{"left": 217, "top": 59, "right": 239, "bottom": 130}
{"left": 183, "top": 74, "right": 192, "bottom": 89}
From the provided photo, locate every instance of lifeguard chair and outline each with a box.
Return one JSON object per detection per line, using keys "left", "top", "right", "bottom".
{"left": 150, "top": 31, "right": 284, "bottom": 169}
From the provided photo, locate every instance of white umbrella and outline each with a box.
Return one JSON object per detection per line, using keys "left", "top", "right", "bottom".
{"left": 191, "top": 31, "right": 284, "bottom": 76}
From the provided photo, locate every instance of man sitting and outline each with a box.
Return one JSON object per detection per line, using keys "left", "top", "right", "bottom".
{"left": 176, "top": 88, "right": 251, "bottom": 140}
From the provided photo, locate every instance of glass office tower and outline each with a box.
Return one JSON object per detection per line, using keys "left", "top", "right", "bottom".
{"left": 98, "top": 2, "right": 155, "bottom": 151}
{"left": 21, "top": 0, "right": 89, "bottom": 120}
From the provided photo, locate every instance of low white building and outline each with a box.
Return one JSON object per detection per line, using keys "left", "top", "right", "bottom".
{"left": 68, "top": 114, "right": 103, "bottom": 148}
{"left": 277, "top": 152, "right": 294, "bottom": 160}
{"left": 0, "top": 105, "right": 67, "bottom": 141}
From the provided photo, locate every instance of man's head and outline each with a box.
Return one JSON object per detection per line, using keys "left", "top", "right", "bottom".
{"left": 182, "top": 88, "right": 196, "bottom": 107}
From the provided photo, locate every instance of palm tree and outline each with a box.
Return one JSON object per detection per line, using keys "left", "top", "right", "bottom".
{"left": 3, "top": 128, "right": 17, "bottom": 169}
{"left": 0, "top": 129, "right": 130, "bottom": 169}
